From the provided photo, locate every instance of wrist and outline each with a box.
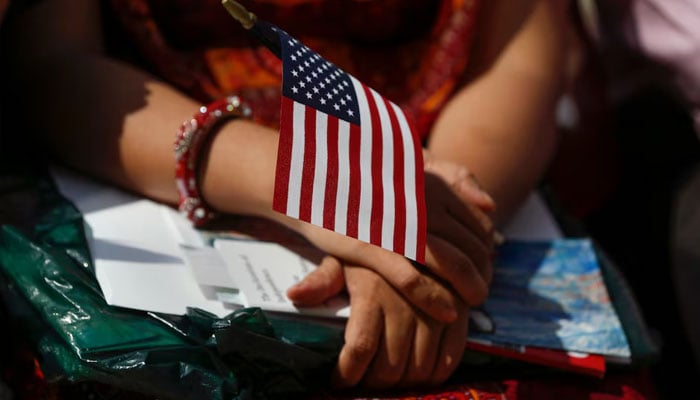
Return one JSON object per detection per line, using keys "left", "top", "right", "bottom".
{"left": 175, "top": 95, "right": 253, "bottom": 225}
{"left": 196, "top": 117, "right": 282, "bottom": 219}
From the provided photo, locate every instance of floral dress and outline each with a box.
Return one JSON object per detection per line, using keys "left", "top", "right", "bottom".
{"left": 107, "top": 0, "right": 481, "bottom": 138}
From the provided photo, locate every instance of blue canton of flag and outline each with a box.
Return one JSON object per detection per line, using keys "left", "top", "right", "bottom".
{"left": 281, "top": 38, "right": 360, "bottom": 126}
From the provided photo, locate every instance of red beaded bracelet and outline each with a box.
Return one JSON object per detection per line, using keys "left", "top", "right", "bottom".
{"left": 175, "top": 95, "right": 252, "bottom": 226}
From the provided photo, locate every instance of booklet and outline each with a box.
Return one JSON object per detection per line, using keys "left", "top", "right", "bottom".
{"left": 183, "top": 233, "right": 630, "bottom": 358}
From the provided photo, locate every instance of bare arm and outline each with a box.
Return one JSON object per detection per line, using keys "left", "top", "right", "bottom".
{"left": 7, "top": 0, "right": 280, "bottom": 219}
{"left": 5, "top": 0, "right": 564, "bottom": 388}
{"left": 9, "top": 0, "right": 478, "bottom": 321}
{"left": 428, "top": 0, "right": 568, "bottom": 226}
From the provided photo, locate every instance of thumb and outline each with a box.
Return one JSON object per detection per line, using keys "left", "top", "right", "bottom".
{"left": 287, "top": 256, "right": 345, "bottom": 306}
{"left": 423, "top": 157, "right": 495, "bottom": 212}
{"left": 454, "top": 174, "right": 496, "bottom": 213}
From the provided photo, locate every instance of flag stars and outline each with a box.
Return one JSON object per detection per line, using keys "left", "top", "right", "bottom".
{"left": 281, "top": 32, "right": 361, "bottom": 122}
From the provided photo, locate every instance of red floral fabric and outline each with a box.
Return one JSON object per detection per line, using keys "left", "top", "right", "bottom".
{"left": 309, "top": 372, "right": 658, "bottom": 400}
{"left": 107, "top": 0, "right": 481, "bottom": 138}
{"left": 0, "top": 0, "right": 8, "bottom": 24}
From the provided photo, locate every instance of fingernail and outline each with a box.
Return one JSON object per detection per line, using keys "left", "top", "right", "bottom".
{"left": 444, "top": 354, "right": 454, "bottom": 368}
{"left": 287, "top": 281, "right": 306, "bottom": 295}
{"left": 442, "top": 307, "right": 458, "bottom": 323}
{"left": 493, "top": 231, "right": 505, "bottom": 245}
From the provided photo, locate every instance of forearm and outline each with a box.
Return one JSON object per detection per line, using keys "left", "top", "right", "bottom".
{"left": 7, "top": 0, "right": 285, "bottom": 220}
{"left": 428, "top": 73, "right": 560, "bottom": 226}
{"left": 15, "top": 51, "right": 283, "bottom": 220}
{"left": 427, "top": 0, "right": 566, "bottom": 226}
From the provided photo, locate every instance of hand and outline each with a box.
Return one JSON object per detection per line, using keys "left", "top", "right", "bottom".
{"left": 293, "top": 222, "right": 462, "bottom": 322}
{"left": 288, "top": 152, "right": 496, "bottom": 316}
{"left": 422, "top": 151, "right": 496, "bottom": 304}
{"left": 422, "top": 149, "right": 496, "bottom": 215}
{"left": 334, "top": 265, "right": 469, "bottom": 389}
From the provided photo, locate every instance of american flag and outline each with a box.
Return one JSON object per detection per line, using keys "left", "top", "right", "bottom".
{"left": 262, "top": 24, "right": 426, "bottom": 263}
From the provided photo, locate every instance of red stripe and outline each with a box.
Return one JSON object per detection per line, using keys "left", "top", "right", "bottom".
{"left": 323, "top": 116, "right": 339, "bottom": 230}
{"left": 299, "top": 106, "right": 316, "bottom": 223}
{"left": 273, "top": 97, "right": 295, "bottom": 214}
{"left": 409, "top": 116, "right": 427, "bottom": 264}
{"left": 346, "top": 123, "right": 361, "bottom": 238}
{"left": 363, "top": 85, "right": 384, "bottom": 247}
{"left": 385, "top": 100, "right": 406, "bottom": 256}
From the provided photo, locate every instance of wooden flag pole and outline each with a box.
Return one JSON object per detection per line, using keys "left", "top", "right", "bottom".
{"left": 221, "top": 0, "right": 257, "bottom": 29}
{"left": 221, "top": 0, "right": 281, "bottom": 56}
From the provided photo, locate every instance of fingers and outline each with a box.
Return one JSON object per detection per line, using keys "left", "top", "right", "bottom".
{"left": 333, "top": 267, "right": 383, "bottom": 388}
{"left": 361, "top": 303, "right": 415, "bottom": 389}
{"left": 351, "top": 246, "right": 460, "bottom": 324}
{"left": 286, "top": 255, "right": 344, "bottom": 306}
{"left": 450, "top": 167, "right": 496, "bottom": 212}
{"left": 423, "top": 154, "right": 495, "bottom": 212}
{"left": 425, "top": 236, "right": 490, "bottom": 306}
{"left": 335, "top": 266, "right": 459, "bottom": 390}
{"left": 430, "top": 306, "right": 469, "bottom": 385}
{"left": 430, "top": 214, "right": 493, "bottom": 285}
{"left": 425, "top": 173, "right": 494, "bottom": 248}
{"left": 298, "top": 210, "right": 461, "bottom": 323}
{"left": 399, "top": 314, "right": 442, "bottom": 387}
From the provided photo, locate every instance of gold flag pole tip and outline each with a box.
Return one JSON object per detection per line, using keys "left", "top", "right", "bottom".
{"left": 222, "top": 0, "right": 257, "bottom": 29}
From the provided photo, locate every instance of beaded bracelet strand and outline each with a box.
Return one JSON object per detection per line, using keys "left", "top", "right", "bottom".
{"left": 175, "top": 95, "right": 252, "bottom": 226}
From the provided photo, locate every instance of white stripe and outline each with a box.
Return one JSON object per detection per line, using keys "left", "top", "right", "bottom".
{"left": 370, "top": 89, "right": 395, "bottom": 251}
{"left": 335, "top": 120, "right": 350, "bottom": 235}
{"left": 352, "top": 77, "right": 374, "bottom": 243}
{"left": 392, "top": 102, "right": 418, "bottom": 260}
{"left": 286, "top": 101, "right": 306, "bottom": 219}
{"left": 310, "top": 112, "right": 328, "bottom": 226}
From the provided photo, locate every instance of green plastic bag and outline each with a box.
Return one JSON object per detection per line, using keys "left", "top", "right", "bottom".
{"left": 0, "top": 171, "right": 343, "bottom": 399}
